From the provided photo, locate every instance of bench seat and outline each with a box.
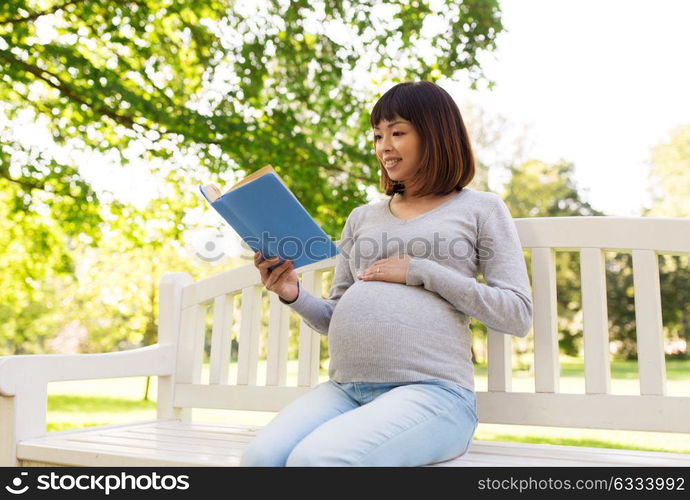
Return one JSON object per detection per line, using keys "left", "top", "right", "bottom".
{"left": 18, "top": 420, "right": 690, "bottom": 467}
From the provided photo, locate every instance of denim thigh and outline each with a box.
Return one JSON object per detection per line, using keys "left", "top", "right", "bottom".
{"left": 416, "top": 378, "right": 478, "bottom": 422}
{"left": 239, "top": 380, "right": 358, "bottom": 466}
{"left": 285, "top": 379, "right": 479, "bottom": 466}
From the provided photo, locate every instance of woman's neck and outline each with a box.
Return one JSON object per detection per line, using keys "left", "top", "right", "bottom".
{"left": 396, "top": 188, "right": 458, "bottom": 204}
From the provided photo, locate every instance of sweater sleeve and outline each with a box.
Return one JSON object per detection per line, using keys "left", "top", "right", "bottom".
{"left": 278, "top": 208, "right": 357, "bottom": 335}
{"left": 405, "top": 196, "right": 533, "bottom": 337}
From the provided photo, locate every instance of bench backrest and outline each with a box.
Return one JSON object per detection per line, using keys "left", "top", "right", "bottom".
{"left": 159, "top": 216, "right": 690, "bottom": 433}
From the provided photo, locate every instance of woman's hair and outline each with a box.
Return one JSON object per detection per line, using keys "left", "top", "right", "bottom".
{"left": 369, "top": 81, "right": 476, "bottom": 196}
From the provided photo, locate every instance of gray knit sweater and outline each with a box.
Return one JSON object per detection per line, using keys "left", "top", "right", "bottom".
{"left": 279, "top": 187, "right": 533, "bottom": 391}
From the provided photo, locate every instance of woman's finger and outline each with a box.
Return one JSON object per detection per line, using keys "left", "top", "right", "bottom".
{"left": 359, "top": 265, "right": 383, "bottom": 280}
{"left": 265, "top": 260, "right": 287, "bottom": 288}
{"left": 266, "top": 260, "right": 292, "bottom": 288}
{"left": 255, "top": 251, "right": 269, "bottom": 267}
{"left": 255, "top": 251, "right": 277, "bottom": 264}
{"left": 255, "top": 253, "right": 274, "bottom": 282}
{"left": 258, "top": 257, "right": 280, "bottom": 269}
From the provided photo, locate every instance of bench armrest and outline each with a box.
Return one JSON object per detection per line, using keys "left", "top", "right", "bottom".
{"left": 0, "top": 344, "right": 175, "bottom": 396}
{"left": 0, "top": 344, "right": 176, "bottom": 465}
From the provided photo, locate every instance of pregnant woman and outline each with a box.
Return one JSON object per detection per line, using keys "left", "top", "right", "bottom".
{"left": 240, "top": 81, "right": 533, "bottom": 467}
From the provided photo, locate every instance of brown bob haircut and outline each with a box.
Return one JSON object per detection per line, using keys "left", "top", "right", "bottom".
{"left": 369, "top": 81, "right": 476, "bottom": 197}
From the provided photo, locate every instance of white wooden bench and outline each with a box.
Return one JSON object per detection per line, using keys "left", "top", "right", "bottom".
{"left": 2, "top": 216, "right": 690, "bottom": 467}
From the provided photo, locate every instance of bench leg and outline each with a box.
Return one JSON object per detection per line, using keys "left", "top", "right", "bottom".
{"left": 0, "top": 387, "right": 48, "bottom": 466}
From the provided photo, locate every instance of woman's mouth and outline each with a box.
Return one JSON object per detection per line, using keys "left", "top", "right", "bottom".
{"left": 384, "top": 158, "right": 402, "bottom": 168}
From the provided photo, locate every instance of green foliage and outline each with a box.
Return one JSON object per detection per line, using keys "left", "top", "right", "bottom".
{"left": 503, "top": 159, "right": 603, "bottom": 218}
{"left": 0, "top": 0, "right": 505, "bottom": 237}
{"left": 658, "top": 255, "right": 690, "bottom": 352}
{"left": 48, "top": 394, "right": 156, "bottom": 413}
{"left": 647, "top": 124, "right": 690, "bottom": 218}
{"left": 0, "top": 177, "right": 79, "bottom": 353}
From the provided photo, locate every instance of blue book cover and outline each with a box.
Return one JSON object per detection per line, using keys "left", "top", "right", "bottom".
{"left": 200, "top": 166, "right": 339, "bottom": 271}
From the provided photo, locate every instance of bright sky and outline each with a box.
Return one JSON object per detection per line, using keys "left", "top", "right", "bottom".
{"left": 447, "top": 0, "right": 690, "bottom": 216}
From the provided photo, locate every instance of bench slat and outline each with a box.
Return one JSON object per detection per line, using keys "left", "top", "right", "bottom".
{"left": 155, "top": 420, "right": 260, "bottom": 433}
{"left": 116, "top": 428, "right": 254, "bottom": 444}
{"left": 532, "top": 248, "right": 559, "bottom": 393}
{"left": 174, "top": 383, "right": 314, "bottom": 412}
{"left": 236, "top": 286, "right": 262, "bottom": 386}
{"left": 209, "top": 294, "right": 234, "bottom": 385}
{"left": 181, "top": 259, "right": 335, "bottom": 309}
{"left": 19, "top": 438, "right": 240, "bottom": 467}
{"left": 145, "top": 422, "right": 259, "bottom": 440}
{"left": 459, "top": 440, "right": 690, "bottom": 466}
{"left": 487, "top": 329, "right": 512, "bottom": 392}
{"left": 632, "top": 249, "right": 667, "bottom": 396}
{"left": 516, "top": 217, "right": 690, "bottom": 254}
{"left": 177, "top": 304, "right": 207, "bottom": 385}
{"left": 297, "top": 271, "right": 322, "bottom": 387}
{"left": 156, "top": 273, "right": 193, "bottom": 421}
{"left": 477, "top": 392, "right": 690, "bottom": 432}
{"left": 266, "top": 293, "right": 291, "bottom": 387}
{"left": 437, "top": 455, "right": 601, "bottom": 467}
{"left": 66, "top": 433, "right": 245, "bottom": 456}
{"left": 580, "top": 248, "right": 611, "bottom": 394}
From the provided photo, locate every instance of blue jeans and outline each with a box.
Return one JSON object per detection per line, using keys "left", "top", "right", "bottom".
{"left": 239, "top": 378, "right": 479, "bottom": 467}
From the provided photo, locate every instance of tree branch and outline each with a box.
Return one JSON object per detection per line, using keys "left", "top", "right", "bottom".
{"left": 0, "top": 48, "right": 138, "bottom": 129}
{"left": 0, "top": 0, "right": 87, "bottom": 25}
{"left": 0, "top": 166, "right": 44, "bottom": 193}
{"left": 0, "top": 50, "right": 371, "bottom": 182}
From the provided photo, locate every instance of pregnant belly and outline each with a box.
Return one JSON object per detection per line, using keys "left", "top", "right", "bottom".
{"left": 326, "top": 281, "right": 472, "bottom": 379}
{"left": 328, "top": 280, "right": 468, "bottom": 332}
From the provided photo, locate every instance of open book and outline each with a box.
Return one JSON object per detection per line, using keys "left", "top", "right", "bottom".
{"left": 200, "top": 165, "right": 339, "bottom": 270}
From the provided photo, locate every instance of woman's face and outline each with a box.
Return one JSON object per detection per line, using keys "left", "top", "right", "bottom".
{"left": 373, "top": 116, "right": 422, "bottom": 185}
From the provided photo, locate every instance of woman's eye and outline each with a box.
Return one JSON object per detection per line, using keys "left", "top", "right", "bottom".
{"left": 373, "top": 132, "right": 403, "bottom": 140}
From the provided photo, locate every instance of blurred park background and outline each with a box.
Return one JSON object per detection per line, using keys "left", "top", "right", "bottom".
{"left": 1, "top": 0, "right": 689, "bottom": 452}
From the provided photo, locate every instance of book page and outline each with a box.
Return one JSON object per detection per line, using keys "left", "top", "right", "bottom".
{"left": 201, "top": 184, "right": 222, "bottom": 202}
{"left": 225, "top": 164, "right": 278, "bottom": 194}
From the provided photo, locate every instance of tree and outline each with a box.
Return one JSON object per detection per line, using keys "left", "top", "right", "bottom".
{"left": 644, "top": 124, "right": 690, "bottom": 356}
{"left": 460, "top": 100, "right": 537, "bottom": 193}
{"left": 1, "top": 0, "right": 506, "bottom": 356}
{"left": 503, "top": 159, "right": 602, "bottom": 219}
{"left": 646, "top": 124, "right": 690, "bottom": 218}
{"left": 501, "top": 159, "right": 604, "bottom": 358}
{"left": 0, "top": 173, "right": 100, "bottom": 354}
{"left": 0, "top": 0, "right": 505, "bottom": 238}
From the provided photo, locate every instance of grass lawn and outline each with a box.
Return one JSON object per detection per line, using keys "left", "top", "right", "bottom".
{"left": 46, "top": 355, "right": 690, "bottom": 454}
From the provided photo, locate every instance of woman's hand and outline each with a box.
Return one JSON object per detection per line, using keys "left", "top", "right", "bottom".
{"left": 254, "top": 251, "right": 299, "bottom": 302}
{"left": 357, "top": 254, "right": 412, "bottom": 284}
